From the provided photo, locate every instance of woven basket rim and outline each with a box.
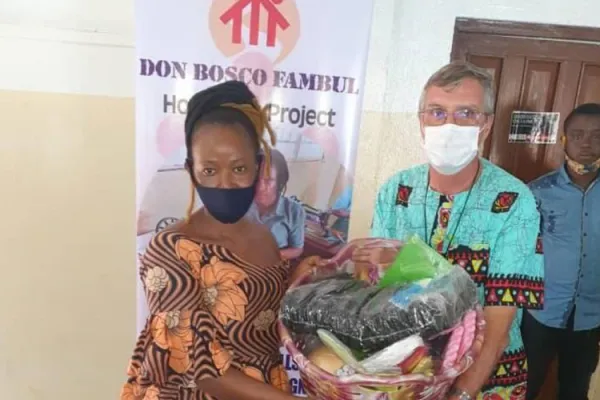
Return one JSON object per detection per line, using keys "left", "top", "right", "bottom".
{"left": 278, "top": 266, "right": 485, "bottom": 386}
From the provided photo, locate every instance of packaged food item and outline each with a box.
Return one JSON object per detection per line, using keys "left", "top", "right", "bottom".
{"left": 307, "top": 345, "right": 347, "bottom": 376}
{"left": 359, "top": 334, "right": 425, "bottom": 374}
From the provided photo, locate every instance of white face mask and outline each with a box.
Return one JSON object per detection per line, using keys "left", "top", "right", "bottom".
{"left": 423, "top": 124, "right": 480, "bottom": 175}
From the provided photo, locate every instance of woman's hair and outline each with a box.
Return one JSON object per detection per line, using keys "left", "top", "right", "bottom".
{"left": 183, "top": 81, "right": 277, "bottom": 218}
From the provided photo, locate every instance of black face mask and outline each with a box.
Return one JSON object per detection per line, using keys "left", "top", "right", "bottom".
{"left": 187, "top": 156, "right": 261, "bottom": 224}
{"left": 195, "top": 184, "right": 256, "bottom": 224}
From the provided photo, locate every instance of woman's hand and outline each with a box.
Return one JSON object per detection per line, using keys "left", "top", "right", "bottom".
{"left": 289, "top": 255, "right": 324, "bottom": 283}
{"left": 198, "top": 368, "right": 301, "bottom": 400}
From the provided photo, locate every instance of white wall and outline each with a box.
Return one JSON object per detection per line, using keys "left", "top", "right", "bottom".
{"left": 2, "top": 0, "right": 599, "bottom": 107}
{"left": 1, "top": 0, "right": 599, "bottom": 399}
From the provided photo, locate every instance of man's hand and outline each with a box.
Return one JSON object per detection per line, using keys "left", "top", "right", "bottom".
{"left": 351, "top": 246, "right": 398, "bottom": 267}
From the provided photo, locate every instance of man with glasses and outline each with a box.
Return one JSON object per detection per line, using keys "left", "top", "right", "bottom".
{"left": 522, "top": 103, "right": 600, "bottom": 400}
{"left": 353, "top": 61, "right": 544, "bottom": 399}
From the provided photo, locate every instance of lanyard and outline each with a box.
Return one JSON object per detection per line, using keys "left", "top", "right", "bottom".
{"left": 423, "top": 162, "right": 480, "bottom": 255}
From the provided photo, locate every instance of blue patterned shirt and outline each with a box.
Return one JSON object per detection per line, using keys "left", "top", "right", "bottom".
{"left": 371, "top": 159, "right": 544, "bottom": 396}
{"left": 528, "top": 166, "right": 600, "bottom": 331}
{"left": 247, "top": 196, "right": 305, "bottom": 249}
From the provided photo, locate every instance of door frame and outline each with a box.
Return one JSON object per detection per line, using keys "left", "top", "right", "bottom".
{"left": 452, "top": 18, "right": 600, "bottom": 51}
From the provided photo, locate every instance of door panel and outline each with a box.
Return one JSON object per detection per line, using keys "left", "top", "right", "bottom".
{"left": 521, "top": 60, "right": 559, "bottom": 112}
{"left": 578, "top": 64, "right": 600, "bottom": 104}
{"left": 468, "top": 55, "right": 503, "bottom": 97}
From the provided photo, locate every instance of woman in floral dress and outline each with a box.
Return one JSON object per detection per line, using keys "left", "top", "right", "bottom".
{"left": 121, "top": 81, "right": 312, "bottom": 400}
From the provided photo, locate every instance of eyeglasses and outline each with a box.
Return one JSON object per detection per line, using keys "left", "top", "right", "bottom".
{"left": 419, "top": 108, "right": 488, "bottom": 126}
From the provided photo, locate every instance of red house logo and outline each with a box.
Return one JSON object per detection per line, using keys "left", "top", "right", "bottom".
{"left": 220, "top": 0, "right": 290, "bottom": 47}
{"left": 209, "top": 0, "right": 300, "bottom": 65}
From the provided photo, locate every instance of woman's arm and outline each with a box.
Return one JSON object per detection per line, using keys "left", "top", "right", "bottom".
{"left": 199, "top": 368, "right": 295, "bottom": 400}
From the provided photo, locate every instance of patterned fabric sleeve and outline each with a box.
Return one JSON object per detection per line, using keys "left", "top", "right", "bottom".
{"left": 371, "top": 179, "right": 394, "bottom": 238}
{"left": 484, "top": 192, "right": 545, "bottom": 309}
{"left": 121, "top": 231, "right": 236, "bottom": 400}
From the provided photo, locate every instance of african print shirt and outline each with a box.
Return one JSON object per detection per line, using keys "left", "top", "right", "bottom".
{"left": 371, "top": 159, "right": 544, "bottom": 399}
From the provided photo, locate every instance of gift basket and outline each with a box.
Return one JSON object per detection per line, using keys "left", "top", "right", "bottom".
{"left": 278, "top": 235, "right": 485, "bottom": 400}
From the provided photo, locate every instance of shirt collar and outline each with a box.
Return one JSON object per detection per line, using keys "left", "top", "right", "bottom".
{"left": 557, "top": 164, "right": 571, "bottom": 185}
{"left": 557, "top": 163, "right": 600, "bottom": 186}
{"left": 250, "top": 196, "right": 284, "bottom": 220}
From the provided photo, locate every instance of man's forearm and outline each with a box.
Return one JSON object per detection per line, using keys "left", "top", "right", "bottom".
{"left": 452, "top": 334, "right": 507, "bottom": 397}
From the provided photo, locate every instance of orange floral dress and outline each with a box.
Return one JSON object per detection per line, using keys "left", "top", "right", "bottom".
{"left": 121, "top": 231, "right": 291, "bottom": 400}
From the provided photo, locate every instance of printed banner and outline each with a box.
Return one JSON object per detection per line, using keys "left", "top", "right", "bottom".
{"left": 136, "top": 0, "right": 374, "bottom": 396}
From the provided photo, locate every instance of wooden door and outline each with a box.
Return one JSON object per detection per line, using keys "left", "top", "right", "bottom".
{"left": 451, "top": 18, "right": 600, "bottom": 400}
{"left": 451, "top": 18, "right": 600, "bottom": 183}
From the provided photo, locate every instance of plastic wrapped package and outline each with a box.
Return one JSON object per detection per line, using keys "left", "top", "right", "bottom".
{"left": 280, "top": 274, "right": 369, "bottom": 338}
{"left": 358, "top": 334, "right": 427, "bottom": 374}
{"left": 280, "top": 236, "right": 479, "bottom": 353}
{"left": 281, "top": 266, "right": 477, "bottom": 352}
{"left": 357, "top": 266, "right": 478, "bottom": 349}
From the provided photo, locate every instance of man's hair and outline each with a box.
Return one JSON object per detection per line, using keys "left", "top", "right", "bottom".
{"left": 419, "top": 61, "right": 496, "bottom": 114}
{"left": 269, "top": 148, "right": 289, "bottom": 192}
{"left": 564, "top": 103, "right": 600, "bottom": 131}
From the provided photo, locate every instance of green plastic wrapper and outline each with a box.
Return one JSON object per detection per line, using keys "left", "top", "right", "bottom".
{"left": 378, "top": 235, "right": 453, "bottom": 288}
